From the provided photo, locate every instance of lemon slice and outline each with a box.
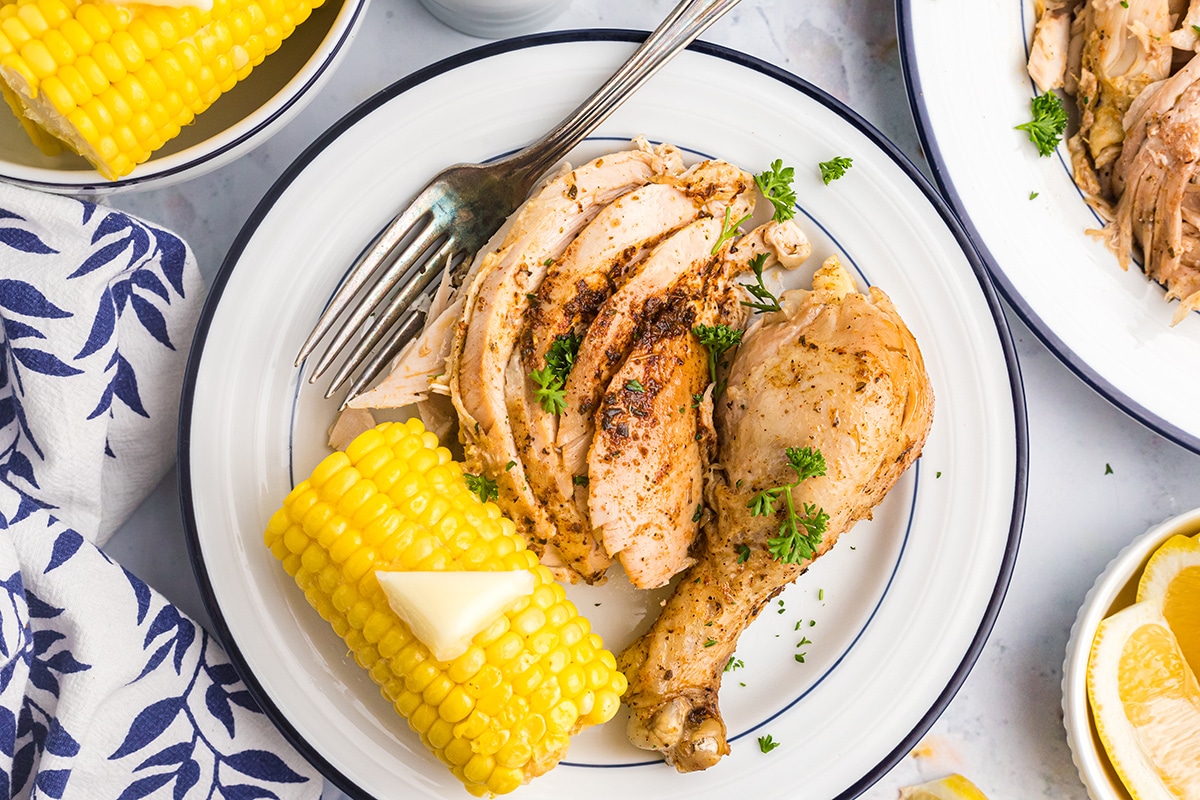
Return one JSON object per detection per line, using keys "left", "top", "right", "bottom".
{"left": 1087, "top": 600, "right": 1200, "bottom": 799}
{"left": 1136, "top": 532, "right": 1200, "bottom": 673}
{"left": 898, "top": 774, "right": 989, "bottom": 800}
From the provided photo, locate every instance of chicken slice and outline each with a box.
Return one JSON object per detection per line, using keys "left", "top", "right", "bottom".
{"left": 1104, "top": 53, "right": 1200, "bottom": 322}
{"left": 584, "top": 219, "right": 724, "bottom": 590}
{"left": 553, "top": 214, "right": 739, "bottom": 493}
{"left": 618, "top": 257, "right": 934, "bottom": 772}
{"left": 449, "top": 141, "right": 685, "bottom": 565}
{"left": 586, "top": 223, "right": 799, "bottom": 590}
{"left": 509, "top": 161, "right": 756, "bottom": 583}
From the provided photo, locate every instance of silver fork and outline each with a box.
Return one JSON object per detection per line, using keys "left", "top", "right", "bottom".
{"left": 296, "top": 0, "right": 743, "bottom": 404}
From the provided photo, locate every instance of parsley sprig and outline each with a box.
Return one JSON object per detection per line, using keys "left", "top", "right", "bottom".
{"left": 1015, "top": 92, "right": 1067, "bottom": 157}
{"left": 692, "top": 323, "right": 744, "bottom": 397}
{"left": 818, "top": 156, "right": 853, "bottom": 184}
{"left": 529, "top": 331, "right": 583, "bottom": 415}
{"left": 711, "top": 205, "right": 752, "bottom": 254}
{"left": 748, "top": 447, "right": 830, "bottom": 564}
{"left": 464, "top": 473, "right": 499, "bottom": 504}
{"left": 740, "top": 252, "right": 782, "bottom": 314}
{"left": 755, "top": 159, "right": 797, "bottom": 223}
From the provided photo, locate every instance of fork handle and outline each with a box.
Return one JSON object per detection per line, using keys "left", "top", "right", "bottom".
{"left": 514, "top": 0, "right": 744, "bottom": 178}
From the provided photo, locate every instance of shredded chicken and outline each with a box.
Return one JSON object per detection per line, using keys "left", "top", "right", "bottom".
{"left": 1028, "top": 0, "right": 1084, "bottom": 92}
{"left": 1107, "top": 54, "right": 1200, "bottom": 320}
{"left": 1031, "top": 0, "right": 1200, "bottom": 322}
{"left": 1069, "top": 0, "right": 1174, "bottom": 210}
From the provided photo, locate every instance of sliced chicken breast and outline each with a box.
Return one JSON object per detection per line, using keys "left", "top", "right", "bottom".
{"left": 587, "top": 222, "right": 803, "bottom": 590}
{"left": 450, "top": 140, "right": 685, "bottom": 564}
{"left": 508, "top": 161, "right": 757, "bottom": 583}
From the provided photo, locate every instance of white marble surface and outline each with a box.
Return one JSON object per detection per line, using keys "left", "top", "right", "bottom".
{"left": 99, "top": 0, "right": 1200, "bottom": 798}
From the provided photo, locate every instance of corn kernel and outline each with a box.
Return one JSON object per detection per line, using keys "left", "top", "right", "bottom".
{"left": 409, "top": 702, "right": 438, "bottom": 735}
{"left": 439, "top": 686, "right": 474, "bottom": 723}
{"left": 16, "top": 4, "right": 48, "bottom": 38}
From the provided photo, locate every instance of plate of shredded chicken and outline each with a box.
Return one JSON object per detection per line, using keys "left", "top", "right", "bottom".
{"left": 180, "top": 32, "right": 1025, "bottom": 800}
{"left": 900, "top": 0, "right": 1200, "bottom": 453}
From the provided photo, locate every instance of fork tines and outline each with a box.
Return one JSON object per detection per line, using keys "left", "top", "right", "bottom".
{"left": 295, "top": 187, "right": 452, "bottom": 403}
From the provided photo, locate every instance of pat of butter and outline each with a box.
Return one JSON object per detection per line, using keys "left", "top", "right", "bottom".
{"left": 95, "top": 0, "right": 215, "bottom": 11}
{"left": 376, "top": 570, "right": 535, "bottom": 662}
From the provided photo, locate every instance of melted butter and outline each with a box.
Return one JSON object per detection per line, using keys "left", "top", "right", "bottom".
{"left": 376, "top": 570, "right": 535, "bottom": 662}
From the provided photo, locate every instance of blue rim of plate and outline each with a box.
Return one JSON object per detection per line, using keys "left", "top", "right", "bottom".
{"left": 0, "top": 0, "right": 367, "bottom": 194}
{"left": 895, "top": 0, "right": 1200, "bottom": 455}
{"left": 179, "top": 29, "right": 1029, "bottom": 800}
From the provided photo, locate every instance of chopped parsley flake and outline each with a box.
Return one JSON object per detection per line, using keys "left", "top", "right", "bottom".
{"left": 693, "top": 323, "right": 744, "bottom": 396}
{"left": 740, "top": 252, "right": 782, "bottom": 314}
{"left": 736, "top": 543, "right": 751, "bottom": 564}
{"left": 625, "top": 378, "right": 645, "bottom": 393}
{"left": 1016, "top": 92, "right": 1067, "bottom": 157}
{"left": 464, "top": 473, "right": 499, "bottom": 504}
{"left": 758, "top": 734, "right": 781, "bottom": 753}
{"left": 818, "top": 156, "right": 853, "bottom": 184}
{"left": 724, "top": 656, "right": 744, "bottom": 672}
{"left": 754, "top": 159, "right": 797, "bottom": 223}
{"left": 748, "top": 447, "right": 829, "bottom": 564}
{"left": 530, "top": 331, "right": 583, "bottom": 415}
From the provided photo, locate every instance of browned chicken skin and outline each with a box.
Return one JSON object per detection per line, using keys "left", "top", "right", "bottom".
{"left": 618, "top": 257, "right": 934, "bottom": 771}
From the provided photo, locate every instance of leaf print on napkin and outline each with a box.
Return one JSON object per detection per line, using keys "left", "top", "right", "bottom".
{"left": 110, "top": 625, "right": 314, "bottom": 799}
{"left": 0, "top": 212, "right": 57, "bottom": 257}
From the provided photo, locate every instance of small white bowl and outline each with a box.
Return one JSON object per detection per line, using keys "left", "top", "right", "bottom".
{"left": 1061, "top": 506, "right": 1200, "bottom": 800}
{"left": 416, "top": 0, "right": 568, "bottom": 38}
{"left": 0, "top": 0, "right": 368, "bottom": 196}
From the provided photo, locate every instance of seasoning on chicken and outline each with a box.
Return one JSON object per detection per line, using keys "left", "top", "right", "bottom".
{"left": 509, "top": 161, "right": 756, "bottom": 584}
{"left": 586, "top": 224, "right": 796, "bottom": 590}
{"left": 617, "top": 257, "right": 934, "bottom": 771}
{"left": 449, "top": 142, "right": 685, "bottom": 572}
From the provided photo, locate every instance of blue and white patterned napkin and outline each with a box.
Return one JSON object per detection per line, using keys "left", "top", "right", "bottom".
{"left": 0, "top": 182, "right": 323, "bottom": 799}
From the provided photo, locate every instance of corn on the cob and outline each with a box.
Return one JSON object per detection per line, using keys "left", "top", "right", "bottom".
{"left": 264, "top": 419, "right": 627, "bottom": 796}
{"left": 0, "top": 0, "right": 321, "bottom": 179}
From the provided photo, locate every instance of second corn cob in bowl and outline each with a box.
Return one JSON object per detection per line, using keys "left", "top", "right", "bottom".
{"left": 0, "top": 0, "right": 337, "bottom": 182}
{"left": 264, "top": 418, "right": 627, "bottom": 796}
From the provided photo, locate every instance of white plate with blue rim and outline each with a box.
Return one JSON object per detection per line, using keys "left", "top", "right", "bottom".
{"left": 180, "top": 31, "right": 1026, "bottom": 800}
{"left": 898, "top": 0, "right": 1200, "bottom": 455}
